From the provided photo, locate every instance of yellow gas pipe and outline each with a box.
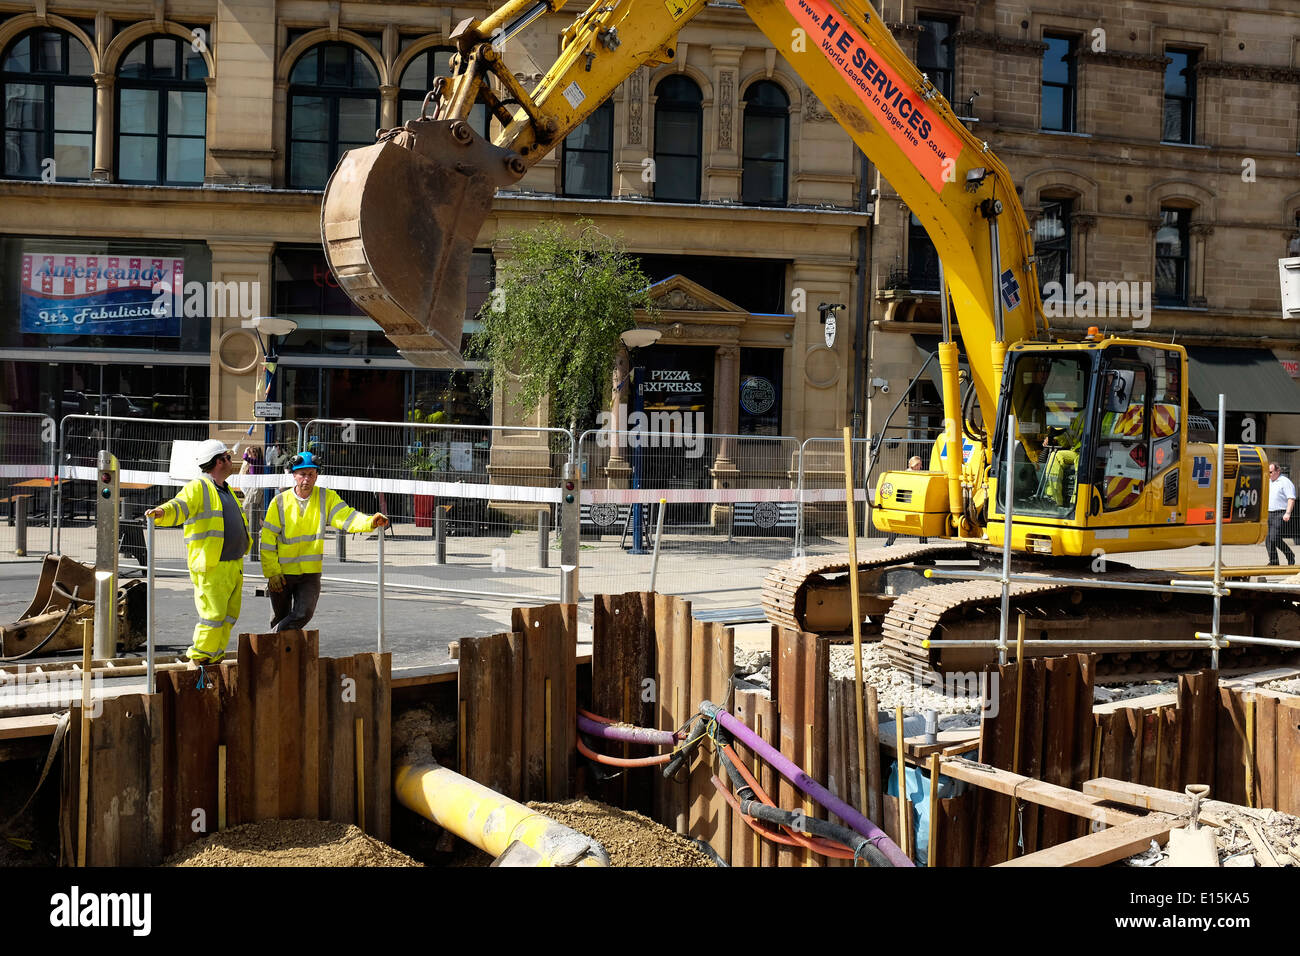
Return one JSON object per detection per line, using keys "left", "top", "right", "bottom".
{"left": 394, "top": 758, "right": 610, "bottom": 866}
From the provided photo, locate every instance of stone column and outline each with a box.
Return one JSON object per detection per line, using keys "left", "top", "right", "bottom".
{"left": 714, "top": 343, "right": 740, "bottom": 468}
{"left": 91, "top": 72, "right": 114, "bottom": 181}
{"left": 604, "top": 342, "right": 633, "bottom": 487}
{"left": 380, "top": 84, "right": 399, "bottom": 131}
{"left": 1189, "top": 222, "right": 1213, "bottom": 308}
{"left": 1072, "top": 213, "right": 1097, "bottom": 284}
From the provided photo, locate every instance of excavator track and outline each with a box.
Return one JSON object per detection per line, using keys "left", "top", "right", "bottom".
{"left": 762, "top": 547, "right": 1300, "bottom": 681}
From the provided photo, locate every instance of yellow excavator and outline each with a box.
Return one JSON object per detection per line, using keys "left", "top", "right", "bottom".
{"left": 321, "top": 0, "right": 1291, "bottom": 676}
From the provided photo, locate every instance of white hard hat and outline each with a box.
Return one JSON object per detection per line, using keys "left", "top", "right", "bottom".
{"left": 194, "top": 438, "right": 229, "bottom": 466}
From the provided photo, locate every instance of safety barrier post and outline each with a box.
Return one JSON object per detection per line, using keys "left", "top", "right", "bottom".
{"left": 537, "top": 509, "right": 550, "bottom": 569}
{"left": 435, "top": 506, "right": 447, "bottom": 564}
{"left": 377, "top": 526, "right": 386, "bottom": 655}
{"left": 336, "top": 527, "right": 347, "bottom": 563}
{"left": 561, "top": 462, "right": 580, "bottom": 604}
{"left": 14, "top": 494, "right": 26, "bottom": 557}
{"left": 146, "top": 514, "right": 156, "bottom": 695}
{"left": 1211, "top": 394, "right": 1226, "bottom": 671}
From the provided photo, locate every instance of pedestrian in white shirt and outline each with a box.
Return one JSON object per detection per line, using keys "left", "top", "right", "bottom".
{"left": 1266, "top": 462, "right": 1296, "bottom": 566}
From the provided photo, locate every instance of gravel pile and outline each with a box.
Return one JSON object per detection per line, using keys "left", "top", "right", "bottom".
{"left": 1126, "top": 805, "right": 1300, "bottom": 867}
{"left": 165, "top": 820, "right": 422, "bottom": 867}
{"left": 527, "top": 799, "right": 715, "bottom": 867}
{"left": 1262, "top": 676, "right": 1300, "bottom": 696}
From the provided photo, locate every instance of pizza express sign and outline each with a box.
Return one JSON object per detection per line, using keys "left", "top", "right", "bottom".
{"left": 641, "top": 369, "right": 704, "bottom": 396}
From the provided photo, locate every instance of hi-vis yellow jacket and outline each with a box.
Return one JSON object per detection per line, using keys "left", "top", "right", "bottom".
{"left": 261, "top": 486, "right": 375, "bottom": 577}
{"left": 155, "top": 476, "right": 251, "bottom": 574}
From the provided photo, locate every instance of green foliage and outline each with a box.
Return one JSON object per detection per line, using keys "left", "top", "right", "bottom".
{"left": 403, "top": 442, "right": 447, "bottom": 477}
{"left": 466, "top": 218, "right": 655, "bottom": 429}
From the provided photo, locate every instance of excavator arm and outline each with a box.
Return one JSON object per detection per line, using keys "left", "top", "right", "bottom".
{"left": 322, "top": 0, "right": 1047, "bottom": 419}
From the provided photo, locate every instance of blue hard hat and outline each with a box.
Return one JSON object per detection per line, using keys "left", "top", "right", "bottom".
{"left": 288, "top": 451, "right": 322, "bottom": 472}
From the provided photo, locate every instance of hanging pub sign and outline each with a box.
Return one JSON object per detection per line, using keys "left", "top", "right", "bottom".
{"left": 20, "top": 253, "right": 184, "bottom": 336}
{"left": 824, "top": 313, "right": 837, "bottom": 347}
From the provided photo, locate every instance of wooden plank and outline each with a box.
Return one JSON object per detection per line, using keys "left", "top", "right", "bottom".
{"left": 514, "top": 604, "right": 575, "bottom": 803}
{"left": 85, "top": 694, "right": 164, "bottom": 866}
{"left": 941, "top": 757, "right": 1138, "bottom": 828}
{"left": 865, "top": 684, "right": 882, "bottom": 826}
{"left": 1254, "top": 693, "right": 1277, "bottom": 810}
{"left": 973, "top": 662, "right": 1016, "bottom": 865}
{"left": 589, "top": 593, "right": 656, "bottom": 813}
{"left": 1039, "top": 655, "right": 1078, "bottom": 849}
{"left": 653, "top": 592, "right": 692, "bottom": 833}
{"left": 0, "top": 714, "right": 62, "bottom": 740}
{"left": 997, "top": 813, "right": 1180, "bottom": 867}
{"left": 1278, "top": 698, "right": 1300, "bottom": 816}
{"left": 775, "top": 628, "right": 826, "bottom": 867}
{"left": 1070, "top": 654, "right": 1096, "bottom": 839}
{"left": 459, "top": 632, "right": 523, "bottom": 799}
{"left": 688, "top": 619, "right": 733, "bottom": 863}
{"left": 317, "top": 657, "right": 352, "bottom": 831}
{"left": 1215, "top": 687, "right": 1249, "bottom": 806}
{"left": 1137, "top": 709, "right": 1159, "bottom": 788}
{"left": 1014, "top": 658, "right": 1046, "bottom": 856}
{"left": 161, "top": 667, "right": 221, "bottom": 857}
{"left": 1177, "top": 669, "right": 1218, "bottom": 791}
{"left": 1079, "top": 777, "right": 1240, "bottom": 827}
{"left": 937, "top": 792, "right": 974, "bottom": 867}
{"left": 218, "top": 660, "right": 249, "bottom": 825}
{"left": 555, "top": 604, "right": 578, "bottom": 801}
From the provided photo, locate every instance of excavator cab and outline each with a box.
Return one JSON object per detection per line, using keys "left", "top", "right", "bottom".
{"left": 985, "top": 341, "right": 1266, "bottom": 556}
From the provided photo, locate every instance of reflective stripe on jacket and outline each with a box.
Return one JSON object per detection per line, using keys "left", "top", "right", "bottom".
{"left": 155, "top": 476, "right": 250, "bottom": 574}
{"left": 261, "top": 486, "right": 373, "bottom": 577}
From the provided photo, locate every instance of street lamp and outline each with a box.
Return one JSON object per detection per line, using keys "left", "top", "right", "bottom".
{"left": 241, "top": 315, "right": 298, "bottom": 453}
{"left": 618, "top": 327, "right": 661, "bottom": 554}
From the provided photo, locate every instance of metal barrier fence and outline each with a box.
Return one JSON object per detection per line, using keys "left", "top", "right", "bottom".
{"left": 56, "top": 415, "right": 303, "bottom": 568}
{"left": 0, "top": 412, "right": 57, "bottom": 556}
{"left": 577, "top": 429, "right": 801, "bottom": 602}
{"left": 304, "top": 418, "right": 575, "bottom": 604}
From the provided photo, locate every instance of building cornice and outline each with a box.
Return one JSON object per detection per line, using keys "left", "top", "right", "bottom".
{"left": 1077, "top": 49, "right": 1170, "bottom": 70}
{"left": 1196, "top": 60, "right": 1300, "bottom": 83}
{"left": 953, "top": 31, "right": 1046, "bottom": 55}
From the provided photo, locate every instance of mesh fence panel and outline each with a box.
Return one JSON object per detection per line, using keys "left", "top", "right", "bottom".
{"left": 302, "top": 419, "right": 573, "bottom": 604}
{"left": 56, "top": 416, "right": 302, "bottom": 568}
{"left": 577, "top": 430, "right": 800, "bottom": 605}
{"left": 0, "top": 412, "right": 57, "bottom": 556}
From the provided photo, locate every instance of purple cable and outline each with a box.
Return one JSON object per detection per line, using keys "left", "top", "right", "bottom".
{"left": 702, "top": 700, "right": 914, "bottom": 868}
{"left": 577, "top": 713, "right": 679, "bottom": 747}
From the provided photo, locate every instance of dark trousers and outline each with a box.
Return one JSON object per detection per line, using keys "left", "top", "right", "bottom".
{"left": 1266, "top": 512, "right": 1295, "bottom": 566}
{"left": 269, "top": 572, "right": 323, "bottom": 631}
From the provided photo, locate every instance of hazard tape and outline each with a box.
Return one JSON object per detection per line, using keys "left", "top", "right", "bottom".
{"left": 0, "top": 465, "right": 54, "bottom": 479}
{"left": 581, "top": 487, "right": 868, "bottom": 505}
{"left": 60, "top": 466, "right": 564, "bottom": 504}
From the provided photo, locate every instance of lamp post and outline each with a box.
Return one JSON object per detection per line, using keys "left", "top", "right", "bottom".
{"left": 619, "top": 327, "right": 661, "bottom": 555}
{"left": 242, "top": 315, "right": 298, "bottom": 452}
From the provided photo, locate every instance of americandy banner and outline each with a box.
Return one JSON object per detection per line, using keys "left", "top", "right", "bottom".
{"left": 20, "top": 253, "right": 184, "bottom": 336}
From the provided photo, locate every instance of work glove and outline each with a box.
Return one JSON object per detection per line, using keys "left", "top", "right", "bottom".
{"left": 267, "top": 575, "right": 287, "bottom": 593}
{"left": 371, "top": 514, "right": 390, "bottom": 529}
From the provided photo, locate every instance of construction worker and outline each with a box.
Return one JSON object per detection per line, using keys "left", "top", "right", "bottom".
{"left": 885, "top": 456, "right": 928, "bottom": 546}
{"left": 146, "top": 439, "right": 249, "bottom": 663}
{"left": 261, "top": 451, "right": 389, "bottom": 632}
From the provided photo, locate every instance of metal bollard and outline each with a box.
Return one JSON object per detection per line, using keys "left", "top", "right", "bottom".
{"left": 14, "top": 494, "right": 27, "bottom": 557}
{"left": 336, "top": 526, "right": 347, "bottom": 563}
{"left": 435, "top": 505, "right": 447, "bottom": 564}
{"left": 537, "top": 509, "right": 550, "bottom": 568}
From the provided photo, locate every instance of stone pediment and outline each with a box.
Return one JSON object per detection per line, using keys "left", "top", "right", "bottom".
{"left": 643, "top": 274, "right": 749, "bottom": 315}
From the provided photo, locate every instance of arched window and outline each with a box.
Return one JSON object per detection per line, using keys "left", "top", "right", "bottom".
{"left": 1, "top": 28, "right": 94, "bottom": 180}
{"left": 116, "top": 36, "right": 208, "bottom": 185}
{"left": 287, "top": 43, "right": 379, "bottom": 189}
{"left": 399, "top": 47, "right": 488, "bottom": 137}
{"left": 1156, "top": 206, "right": 1191, "bottom": 306}
{"left": 562, "top": 98, "right": 613, "bottom": 198}
{"left": 653, "top": 75, "right": 701, "bottom": 203}
{"left": 741, "top": 81, "right": 788, "bottom": 206}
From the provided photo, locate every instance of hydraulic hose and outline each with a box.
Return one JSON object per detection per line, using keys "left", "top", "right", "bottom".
{"left": 577, "top": 711, "right": 680, "bottom": 747}
{"left": 576, "top": 735, "right": 672, "bottom": 768}
{"left": 700, "top": 700, "right": 914, "bottom": 868}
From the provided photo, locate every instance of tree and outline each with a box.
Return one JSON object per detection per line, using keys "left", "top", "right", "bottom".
{"left": 467, "top": 219, "right": 655, "bottom": 430}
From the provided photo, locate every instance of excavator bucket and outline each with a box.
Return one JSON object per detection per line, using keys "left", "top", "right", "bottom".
{"left": 321, "top": 119, "right": 526, "bottom": 367}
